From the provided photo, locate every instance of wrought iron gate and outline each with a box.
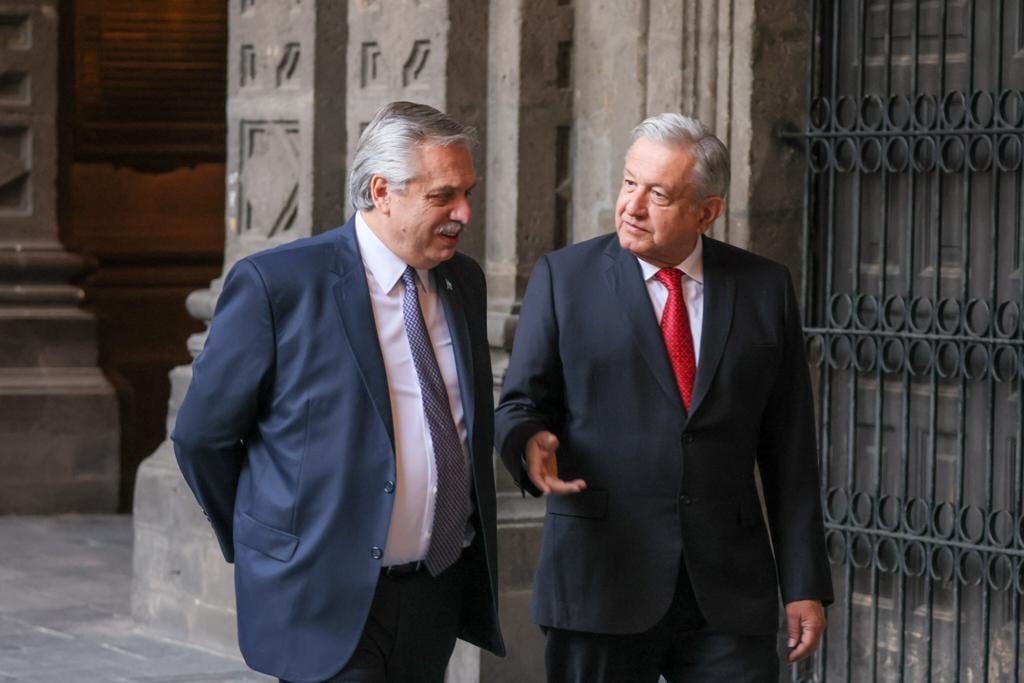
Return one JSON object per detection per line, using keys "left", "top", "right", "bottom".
{"left": 798, "top": 1, "right": 1024, "bottom": 680}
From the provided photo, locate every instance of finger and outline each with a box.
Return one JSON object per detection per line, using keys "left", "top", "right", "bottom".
{"left": 527, "top": 461, "right": 551, "bottom": 495}
{"left": 787, "top": 622, "right": 824, "bottom": 662}
{"left": 786, "top": 612, "right": 801, "bottom": 650}
{"left": 544, "top": 477, "right": 587, "bottom": 495}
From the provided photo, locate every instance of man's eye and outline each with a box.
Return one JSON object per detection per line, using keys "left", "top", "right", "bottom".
{"left": 624, "top": 179, "right": 636, "bottom": 188}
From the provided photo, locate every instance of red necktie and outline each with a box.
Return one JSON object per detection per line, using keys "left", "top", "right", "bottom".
{"left": 655, "top": 268, "right": 696, "bottom": 410}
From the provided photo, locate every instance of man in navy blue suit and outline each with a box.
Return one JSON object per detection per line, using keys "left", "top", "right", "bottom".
{"left": 496, "top": 113, "right": 832, "bottom": 682}
{"left": 173, "top": 101, "right": 504, "bottom": 682}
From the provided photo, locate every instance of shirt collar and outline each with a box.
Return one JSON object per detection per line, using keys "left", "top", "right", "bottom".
{"left": 637, "top": 235, "right": 704, "bottom": 285}
{"left": 355, "top": 211, "right": 433, "bottom": 294}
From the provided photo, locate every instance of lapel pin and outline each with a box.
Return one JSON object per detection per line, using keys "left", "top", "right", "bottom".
{"left": 445, "top": 278, "right": 453, "bottom": 291}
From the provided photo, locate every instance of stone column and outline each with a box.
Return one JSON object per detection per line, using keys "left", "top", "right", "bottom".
{"left": 653, "top": 0, "right": 808, "bottom": 269}
{"left": 0, "top": 0, "right": 119, "bottom": 512}
{"left": 482, "top": 0, "right": 574, "bottom": 680}
{"left": 132, "top": 0, "right": 347, "bottom": 652}
{"left": 571, "top": 0, "right": 649, "bottom": 244}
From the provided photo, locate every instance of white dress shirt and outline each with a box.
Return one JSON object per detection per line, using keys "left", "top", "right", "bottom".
{"left": 636, "top": 236, "right": 704, "bottom": 365}
{"left": 355, "top": 212, "right": 470, "bottom": 566}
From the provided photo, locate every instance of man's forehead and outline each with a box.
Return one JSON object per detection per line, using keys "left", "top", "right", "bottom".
{"left": 623, "top": 139, "right": 694, "bottom": 184}
{"left": 413, "top": 144, "right": 475, "bottom": 181}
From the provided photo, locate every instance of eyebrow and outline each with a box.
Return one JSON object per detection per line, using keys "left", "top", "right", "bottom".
{"left": 623, "top": 169, "right": 670, "bottom": 193}
{"left": 427, "top": 181, "right": 477, "bottom": 195}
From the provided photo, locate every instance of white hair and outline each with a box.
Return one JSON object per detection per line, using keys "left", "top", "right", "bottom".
{"left": 630, "top": 113, "right": 730, "bottom": 201}
{"left": 348, "top": 101, "right": 477, "bottom": 211}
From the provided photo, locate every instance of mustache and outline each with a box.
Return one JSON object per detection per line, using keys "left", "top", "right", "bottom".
{"left": 434, "top": 222, "right": 464, "bottom": 237}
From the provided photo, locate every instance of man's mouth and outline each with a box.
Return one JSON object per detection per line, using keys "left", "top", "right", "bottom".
{"left": 435, "top": 222, "right": 463, "bottom": 238}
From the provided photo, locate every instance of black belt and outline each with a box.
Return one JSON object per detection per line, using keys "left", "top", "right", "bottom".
{"left": 382, "top": 560, "right": 426, "bottom": 577}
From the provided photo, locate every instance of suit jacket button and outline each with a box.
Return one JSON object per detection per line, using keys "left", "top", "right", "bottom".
{"left": 370, "top": 546, "right": 383, "bottom": 560}
{"left": 384, "top": 481, "right": 395, "bottom": 494}
{"left": 680, "top": 495, "right": 692, "bottom": 505}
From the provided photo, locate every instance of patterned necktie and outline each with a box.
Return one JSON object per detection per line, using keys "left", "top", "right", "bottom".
{"left": 400, "top": 267, "right": 471, "bottom": 576}
{"left": 655, "top": 267, "right": 697, "bottom": 410}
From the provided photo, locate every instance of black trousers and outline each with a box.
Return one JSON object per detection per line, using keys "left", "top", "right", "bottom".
{"left": 280, "top": 558, "right": 464, "bottom": 683}
{"left": 545, "top": 562, "right": 779, "bottom": 683}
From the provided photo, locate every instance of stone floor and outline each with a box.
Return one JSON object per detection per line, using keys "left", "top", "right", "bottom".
{"left": 0, "top": 515, "right": 271, "bottom": 682}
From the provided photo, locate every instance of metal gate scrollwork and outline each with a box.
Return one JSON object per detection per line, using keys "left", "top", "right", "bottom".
{"left": 795, "top": 1, "right": 1024, "bottom": 680}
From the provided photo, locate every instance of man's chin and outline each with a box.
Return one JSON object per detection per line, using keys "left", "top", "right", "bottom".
{"left": 617, "top": 231, "right": 644, "bottom": 254}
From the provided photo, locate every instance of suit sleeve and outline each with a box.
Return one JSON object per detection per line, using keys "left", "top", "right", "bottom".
{"left": 757, "top": 267, "right": 834, "bottom": 606}
{"left": 171, "top": 258, "right": 276, "bottom": 563}
{"left": 494, "top": 255, "right": 564, "bottom": 497}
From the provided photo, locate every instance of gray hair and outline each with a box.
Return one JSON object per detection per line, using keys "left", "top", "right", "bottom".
{"left": 629, "top": 113, "right": 730, "bottom": 201}
{"left": 349, "top": 101, "right": 477, "bottom": 211}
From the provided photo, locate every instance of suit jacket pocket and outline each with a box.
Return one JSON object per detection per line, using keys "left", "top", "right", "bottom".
{"left": 546, "top": 489, "right": 608, "bottom": 519}
{"left": 235, "top": 511, "right": 300, "bottom": 561}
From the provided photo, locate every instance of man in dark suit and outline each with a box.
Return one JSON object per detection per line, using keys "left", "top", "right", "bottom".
{"left": 172, "top": 101, "right": 504, "bottom": 683}
{"left": 496, "top": 113, "right": 832, "bottom": 682}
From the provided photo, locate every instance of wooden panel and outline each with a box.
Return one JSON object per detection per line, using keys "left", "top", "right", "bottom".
{"left": 73, "top": 0, "right": 227, "bottom": 167}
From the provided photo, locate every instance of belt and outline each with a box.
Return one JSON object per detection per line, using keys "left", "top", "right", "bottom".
{"left": 382, "top": 560, "right": 426, "bottom": 577}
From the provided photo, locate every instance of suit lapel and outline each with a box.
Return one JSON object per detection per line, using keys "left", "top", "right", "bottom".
{"left": 434, "top": 262, "right": 476, "bottom": 455}
{"left": 329, "top": 219, "right": 395, "bottom": 446}
{"left": 689, "top": 235, "right": 735, "bottom": 418}
{"left": 603, "top": 240, "right": 684, "bottom": 412}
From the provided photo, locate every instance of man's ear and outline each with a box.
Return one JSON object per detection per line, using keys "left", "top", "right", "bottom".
{"left": 370, "top": 175, "right": 391, "bottom": 215}
{"left": 698, "top": 196, "right": 726, "bottom": 231}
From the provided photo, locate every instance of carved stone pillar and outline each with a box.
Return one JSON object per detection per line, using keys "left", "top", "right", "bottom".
{"left": 571, "top": 0, "right": 649, "bottom": 244}
{"left": 483, "top": 0, "right": 574, "bottom": 679}
{"left": 131, "top": 0, "right": 347, "bottom": 652}
{"left": 0, "top": 0, "right": 119, "bottom": 513}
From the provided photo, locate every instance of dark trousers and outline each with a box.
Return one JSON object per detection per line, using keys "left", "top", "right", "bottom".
{"left": 280, "top": 559, "right": 464, "bottom": 683}
{"left": 545, "top": 562, "right": 779, "bottom": 683}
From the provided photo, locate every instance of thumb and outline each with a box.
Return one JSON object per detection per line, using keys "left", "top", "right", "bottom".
{"left": 537, "top": 431, "right": 559, "bottom": 452}
{"left": 787, "top": 611, "right": 801, "bottom": 648}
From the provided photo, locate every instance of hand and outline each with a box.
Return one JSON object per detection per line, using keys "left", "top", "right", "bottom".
{"left": 525, "top": 431, "right": 586, "bottom": 495}
{"left": 785, "top": 599, "right": 826, "bottom": 662}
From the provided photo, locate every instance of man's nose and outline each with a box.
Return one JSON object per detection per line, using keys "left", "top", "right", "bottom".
{"left": 450, "top": 196, "right": 472, "bottom": 224}
{"left": 625, "top": 191, "right": 647, "bottom": 216}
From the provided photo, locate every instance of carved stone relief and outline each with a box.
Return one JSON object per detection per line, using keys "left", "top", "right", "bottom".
{"left": 0, "top": 13, "right": 30, "bottom": 50}
{"left": 360, "top": 41, "right": 383, "bottom": 88}
{"left": 276, "top": 42, "right": 301, "bottom": 88}
{"left": 402, "top": 39, "right": 430, "bottom": 87}
{"left": 237, "top": 120, "right": 300, "bottom": 237}
{"left": 0, "top": 126, "right": 28, "bottom": 214}
{"left": 0, "top": 72, "right": 28, "bottom": 105}
{"left": 240, "top": 44, "right": 256, "bottom": 87}
{"left": 0, "top": 13, "right": 31, "bottom": 113}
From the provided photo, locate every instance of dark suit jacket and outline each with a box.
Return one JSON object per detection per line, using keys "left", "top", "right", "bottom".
{"left": 495, "top": 233, "right": 833, "bottom": 636}
{"left": 172, "top": 217, "right": 505, "bottom": 682}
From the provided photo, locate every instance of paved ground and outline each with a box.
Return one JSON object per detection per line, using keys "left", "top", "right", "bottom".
{"left": 0, "top": 515, "right": 270, "bottom": 683}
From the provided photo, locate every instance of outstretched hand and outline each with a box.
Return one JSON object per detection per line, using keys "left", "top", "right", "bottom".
{"left": 785, "top": 599, "right": 826, "bottom": 662}
{"left": 525, "top": 431, "right": 586, "bottom": 495}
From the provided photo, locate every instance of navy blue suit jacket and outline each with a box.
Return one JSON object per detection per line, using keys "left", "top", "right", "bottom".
{"left": 495, "top": 234, "right": 833, "bottom": 636}
{"left": 172, "top": 218, "right": 504, "bottom": 682}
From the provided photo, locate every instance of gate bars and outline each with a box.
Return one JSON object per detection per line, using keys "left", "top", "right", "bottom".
{"left": 788, "top": 1, "right": 1024, "bottom": 681}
